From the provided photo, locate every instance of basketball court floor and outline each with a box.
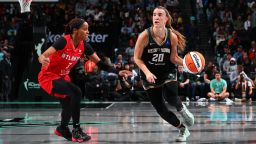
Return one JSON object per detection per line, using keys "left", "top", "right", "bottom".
{"left": 1, "top": 101, "right": 256, "bottom": 144}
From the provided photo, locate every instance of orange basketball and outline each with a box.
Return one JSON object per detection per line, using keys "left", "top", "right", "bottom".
{"left": 183, "top": 51, "right": 205, "bottom": 74}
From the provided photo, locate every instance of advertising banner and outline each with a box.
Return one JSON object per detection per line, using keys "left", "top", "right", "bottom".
{"left": 18, "top": 25, "right": 55, "bottom": 101}
{"left": 47, "top": 25, "right": 120, "bottom": 59}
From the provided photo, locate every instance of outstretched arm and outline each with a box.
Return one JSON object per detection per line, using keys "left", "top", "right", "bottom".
{"left": 88, "top": 53, "right": 132, "bottom": 76}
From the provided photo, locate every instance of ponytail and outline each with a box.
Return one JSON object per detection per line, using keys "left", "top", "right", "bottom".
{"left": 170, "top": 27, "right": 186, "bottom": 51}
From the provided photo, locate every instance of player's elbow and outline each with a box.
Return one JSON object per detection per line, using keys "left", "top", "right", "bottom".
{"left": 134, "top": 57, "right": 140, "bottom": 65}
{"left": 170, "top": 56, "right": 176, "bottom": 64}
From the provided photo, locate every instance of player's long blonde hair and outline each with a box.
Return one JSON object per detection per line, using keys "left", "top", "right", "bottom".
{"left": 155, "top": 6, "right": 186, "bottom": 51}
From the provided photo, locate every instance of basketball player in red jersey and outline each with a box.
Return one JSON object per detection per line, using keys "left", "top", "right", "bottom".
{"left": 134, "top": 6, "right": 194, "bottom": 142}
{"left": 38, "top": 18, "right": 132, "bottom": 142}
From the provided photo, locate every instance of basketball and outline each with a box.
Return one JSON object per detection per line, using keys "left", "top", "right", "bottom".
{"left": 183, "top": 51, "right": 205, "bottom": 74}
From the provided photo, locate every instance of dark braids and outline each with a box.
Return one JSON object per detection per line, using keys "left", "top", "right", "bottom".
{"left": 65, "top": 18, "right": 85, "bottom": 34}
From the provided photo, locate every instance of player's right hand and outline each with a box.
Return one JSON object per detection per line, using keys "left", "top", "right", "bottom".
{"left": 146, "top": 72, "right": 157, "bottom": 83}
{"left": 39, "top": 55, "right": 50, "bottom": 67}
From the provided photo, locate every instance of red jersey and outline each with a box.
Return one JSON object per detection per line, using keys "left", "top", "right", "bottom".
{"left": 38, "top": 35, "right": 84, "bottom": 98}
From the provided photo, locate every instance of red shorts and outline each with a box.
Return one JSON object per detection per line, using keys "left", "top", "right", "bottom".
{"left": 38, "top": 70, "right": 71, "bottom": 98}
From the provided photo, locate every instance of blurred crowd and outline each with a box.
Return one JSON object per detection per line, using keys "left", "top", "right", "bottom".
{"left": 187, "top": 0, "right": 256, "bottom": 103}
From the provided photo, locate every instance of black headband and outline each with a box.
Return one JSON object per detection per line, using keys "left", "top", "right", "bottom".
{"left": 71, "top": 19, "right": 85, "bottom": 30}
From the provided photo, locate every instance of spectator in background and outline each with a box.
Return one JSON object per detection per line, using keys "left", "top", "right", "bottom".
{"left": 222, "top": 53, "right": 232, "bottom": 75}
{"left": 114, "top": 61, "right": 123, "bottom": 72}
{"left": 228, "top": 31, "right": 241, "bottom": 54}
{"left": 233, "top": 45, "right": 244, "bottom": 63}
{"left": 248, "top": 40, "right": 256, "bottom": 60}
{"left": 230, "top": 65, "right": 254, "bottom": 87}
{"left": 202, "top": 62, "right": 217, "bottom": 97}
{"left": 177, "top": 65, "right": 190, "bottom": 101}
{"left": 197, "top": 62, "right": 217, "bottom": 102}
{"left": 2, "top": 39, "right": 14, "bottom": 53}
{"left": 215, "top": 24, "right": 228, "bottom": 47}
{"left": 217, "top": 44, "right": 230, "bottom": 70}
{"left": 206, "top": 2, "right": 215, "bottom": 23}
{"left": 248, "top": 40, "right": 256, "bottom": 68}
{"left": 233, "top": 15, "right": 244, "bottom": 31}
{"left": 235, "top": 73, "right": 253, "bottom": 102}
{"left": 189, "top": 72, "right": 204, "bottom": 101}
{"left": 0, "top": 52, "right": 13, "bottom": 102}
{"left": 224, "top": 8, "right": 233, "bottom": 23}
{"left": 114, "top": 53, "right": 127, "bottom": 65}
{"left": 131, "top": 74, "right": 147, "bottom": 101}
{"left": 251, "top": 3, "right": 256, "bottom": 28}
{"left": 207, "top": 71, "right": 231, "bottom": 103}
{"left": 75, "top": 0, "right": 86, "bottom": 18}
{"left": 0, "top": 47, "right": 5, "bottom": 61}
{"left": 244, "top": 14, "right": 252, "bottom": 31}
{"left": 116, "top": 63, "right": 133, "bottom": 101}
{"left": 121, "top": 23, "right": 133, "bottom": 38}
{"left": 228, "top": 57, "right": 237, "bottom": 72}
{"left": 242, "top": 50, "right": 251, "bottom": 72}
{"left": 7, "top": 20, "right": 17, "bottom": 44}
{"left": 196, "top": 0, "right": 204, "bottom": 23}
{"left": 125, "top": 40, "right": 135, "bottom": 60}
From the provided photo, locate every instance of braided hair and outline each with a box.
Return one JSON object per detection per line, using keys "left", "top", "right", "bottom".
{"left": 65, "top": 18, "right": 85, "bottom": 34}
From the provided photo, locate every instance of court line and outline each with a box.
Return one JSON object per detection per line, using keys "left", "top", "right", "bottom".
{"left": 105, "top": 103, "right": 114, "bottom": 109}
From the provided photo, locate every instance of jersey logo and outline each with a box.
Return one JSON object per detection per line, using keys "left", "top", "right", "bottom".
{"left": 66, "top": 48, "right": 72, "bottom": 52}
{"left": 148, "top": 61, "right": 154, "bottom": 65}
{"left": 166, "top": 39, "right": 171, "bottom": 46}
